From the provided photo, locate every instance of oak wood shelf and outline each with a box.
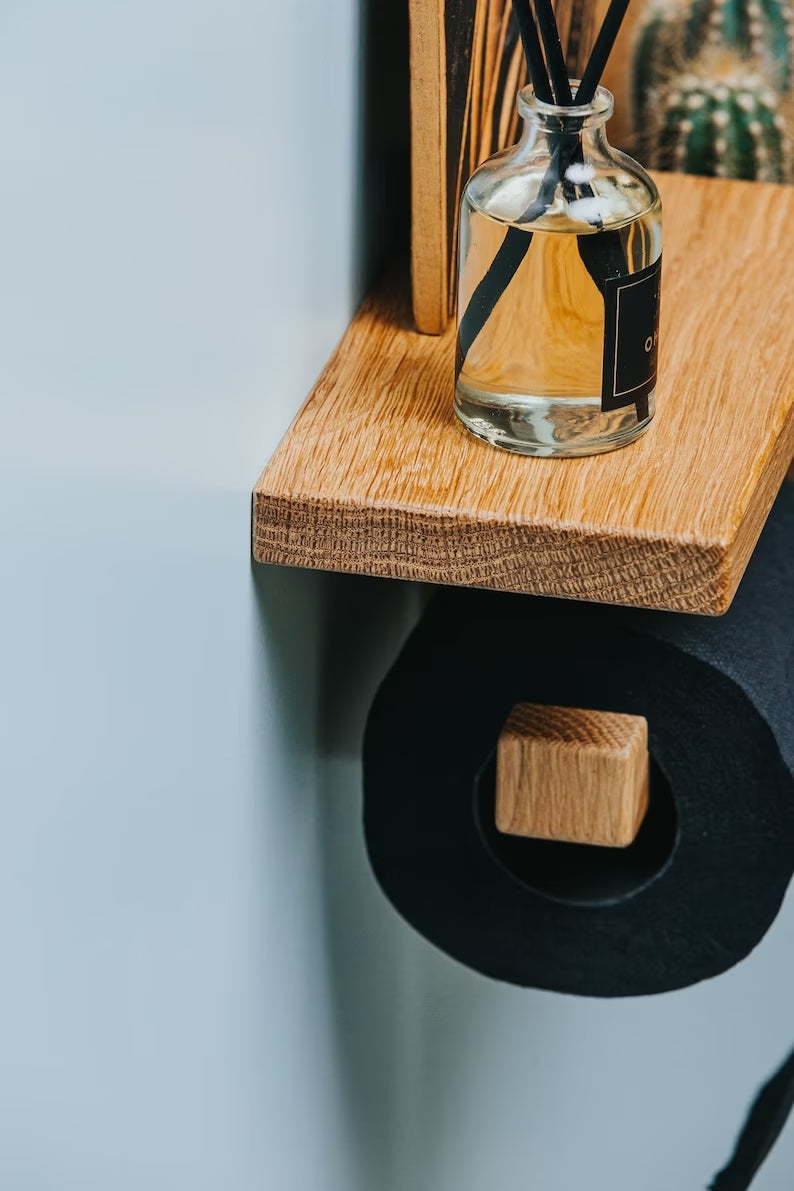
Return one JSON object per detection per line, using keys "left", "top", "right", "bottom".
{"left": 253, "top": 173, "right": 794, "bottom": 615}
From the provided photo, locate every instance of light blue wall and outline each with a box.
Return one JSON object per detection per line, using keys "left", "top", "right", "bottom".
{"left": 1, "top": 2, "right": 792, "bottom": 1188}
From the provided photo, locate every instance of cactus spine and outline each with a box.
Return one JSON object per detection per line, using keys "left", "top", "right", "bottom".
{"left": 632, "top": 4, "right": 683, "bottom": 125}
{"left": 632, "top": 0, "right": 793, "bottom": 182}
{"left": 682, "top": 0, "right": 794, "bottom": 89}
{"left": 649, "top": 59, "right": 790, "bottom": 181}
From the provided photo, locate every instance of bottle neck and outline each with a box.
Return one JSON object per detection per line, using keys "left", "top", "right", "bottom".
{"left": 517, "top": 118, "right": 612, "bottom": 160}
{"left": 516, "top": 82, "right": 614, "bottom": 159}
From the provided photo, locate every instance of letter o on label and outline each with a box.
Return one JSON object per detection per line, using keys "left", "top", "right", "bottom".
{"left": 645, "top": 336, "right": 653, "bottom": 352}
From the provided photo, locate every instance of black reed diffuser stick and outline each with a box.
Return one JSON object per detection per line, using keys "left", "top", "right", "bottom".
{"left": 456, "top": 0, "right": 551, "bottom": 369}
{"left": 577, "top": 0, "right": 631, "bottom": 103}
{"left": 534, "top": 0, "right": 573, "bottom": 104}
{"left": 513, "top": 0, "right": 554, "bottom": 104}
{"left": 456, "top": 0, "right": 634, "bottom": 372}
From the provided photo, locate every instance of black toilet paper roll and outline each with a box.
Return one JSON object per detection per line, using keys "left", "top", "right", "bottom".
{"left": 363, "top": 481, "right": 794, "bottom": 998}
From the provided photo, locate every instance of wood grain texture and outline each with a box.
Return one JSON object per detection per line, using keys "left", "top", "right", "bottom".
{"left": 495, "top": 703, "right": 649, "bottom": 847}
{"left": 253, "top": 173, "right": 794, "bottom": 615}
{"left": 411, "top": 0, "right": 609, "bottom": 333}
{"left": 410, "top": 0, "right": 448, "bottom": 333}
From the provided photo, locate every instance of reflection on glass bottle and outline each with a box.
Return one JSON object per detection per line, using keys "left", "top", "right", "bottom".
{"left": 455, "top": 84, "right": 662, "bottom": 457}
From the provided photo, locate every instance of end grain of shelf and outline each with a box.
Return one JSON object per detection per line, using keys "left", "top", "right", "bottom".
{"left": 253, "top": 173, "right": 794, "bottom": 615}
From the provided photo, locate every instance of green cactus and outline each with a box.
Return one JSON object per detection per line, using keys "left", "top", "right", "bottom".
{"left": 630, "top": 0, "right": 794, "bottom": 184}
{"left": 682, "top": 0, "right": 794, "bottom": 89}
{"left": 649, "top": 58, "right": 790, "bottom": 181}
{"left": 632, "top": 2, "right": 684, "bottom": 126}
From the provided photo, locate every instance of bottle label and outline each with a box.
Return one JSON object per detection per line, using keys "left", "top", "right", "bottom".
{"left": 601, "top": 256, "right": 662, "bottom": 412}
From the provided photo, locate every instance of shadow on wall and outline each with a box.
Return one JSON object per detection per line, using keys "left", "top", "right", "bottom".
{"left": 317, "top": 573, "right": 428, "bottom": 1190}
{"left": 253, "top": 562, "right": 526, "bottom": 1191}
{"left": 250, "top": 562, "right": 424, "bottom": 1188}
{"left": 353, "top": 0, "right": 411, "bottom": 296}
{"left": 249, "top": 1, "right": 496, "bottom": 1184}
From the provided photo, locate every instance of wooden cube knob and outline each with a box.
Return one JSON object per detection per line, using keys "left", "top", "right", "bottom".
{"left": 495, "top": 703, "right": 649, "bottom": 848}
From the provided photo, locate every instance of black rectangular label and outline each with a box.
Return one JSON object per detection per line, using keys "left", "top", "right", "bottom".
{"left": 601, "top": 256, "right": 661, "bottom": 412}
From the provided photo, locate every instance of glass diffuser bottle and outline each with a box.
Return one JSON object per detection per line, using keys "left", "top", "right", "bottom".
{"left": 454, "top": 83, "right": 662, "bottom": 457}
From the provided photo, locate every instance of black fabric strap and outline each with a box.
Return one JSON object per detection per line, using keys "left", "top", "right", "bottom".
{"left": 710, "top": 1047, "right": 794, "bottom": 1189}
